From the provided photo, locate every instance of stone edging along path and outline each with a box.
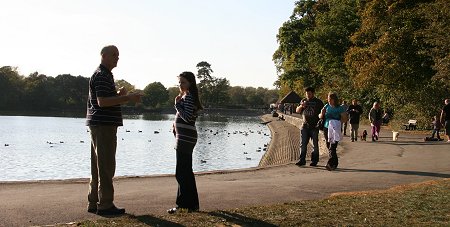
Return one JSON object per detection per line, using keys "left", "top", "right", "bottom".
{"left": 259, "top": 114, "right": 328, "bottom": 167}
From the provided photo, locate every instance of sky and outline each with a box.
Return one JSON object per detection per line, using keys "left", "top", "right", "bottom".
{"left": 0, "top": 0, "right": 295, "bottom": 89}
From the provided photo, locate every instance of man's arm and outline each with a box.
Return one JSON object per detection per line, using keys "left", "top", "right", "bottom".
{"left": 440, "top": 109, "right": 445, "bottom": 125}
{"left": 97, "top": 93, "right": 142, "bottom": 107}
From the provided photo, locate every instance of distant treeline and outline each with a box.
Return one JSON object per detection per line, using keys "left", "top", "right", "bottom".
{"left": 274, "top": 0, "right": 449, "bottom": 128}
{"left": 0, "top": 65, "right": 279, "bottom": 113}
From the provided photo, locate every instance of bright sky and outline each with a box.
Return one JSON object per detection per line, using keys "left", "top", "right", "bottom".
{"left": 1, "top": 0, "right": 295, "bottom": 89}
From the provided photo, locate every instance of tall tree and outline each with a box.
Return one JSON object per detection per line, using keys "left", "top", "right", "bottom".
{"left": 196, "top": 61, "right": 214, "bottom": 106}
{"left": 142, "top": 82, "right": 169, "bottom": 108}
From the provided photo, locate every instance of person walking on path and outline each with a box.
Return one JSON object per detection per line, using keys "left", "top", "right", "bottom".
{"left": 86, "top": 45, "right": 142, "bottom": 215}
{"left": 341, "top": 101, "right": 349, "bottom": 136}
{"left": 319, "top": 92, "right": 347, "bottom": 171}
{"left": 168, "top": 71, "right": 203, "bottom": 214}
{"left": 440, "top": 99, "right": 450, "bottom": 142}
{"left": 430, "top": 116, "right": 442, "bottom": 140}
{"left": 347, "top": 99, "right": 363, "bottom": 142}
{"left": 369, "top": 102, "right": 383, "bottom": 142}
{"left": 295, "top": 87, "right": 324, "bottom": 167}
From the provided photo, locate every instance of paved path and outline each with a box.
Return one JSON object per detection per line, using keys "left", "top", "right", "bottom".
{"left": 0, "top": 125, "right": 449, "bottom": 226}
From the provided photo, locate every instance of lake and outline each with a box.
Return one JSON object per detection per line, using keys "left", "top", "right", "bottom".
{"left": 0, "top": 114, "right": 271, "bottom": 181}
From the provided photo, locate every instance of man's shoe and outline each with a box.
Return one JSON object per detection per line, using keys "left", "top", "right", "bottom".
{"left": 295, "top": 160, "right": 306, "bottom": 166}
{"left": 97, "top": 206, "right": 125, "bottom": 215}
{"left": 325, "top": 163, "right": 332, "bottom": 171}
{"left": 309, "top": 162, "right": 318, "bottom": 167}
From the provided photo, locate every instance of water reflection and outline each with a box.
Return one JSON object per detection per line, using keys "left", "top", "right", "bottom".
{"left": 142, "top": 113, "right": 171, "bottom": 121}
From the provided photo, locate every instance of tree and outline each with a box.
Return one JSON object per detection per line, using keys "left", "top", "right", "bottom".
{"left": 196, "top": 61, "right": 214, "bottom": 106}
{"left": 115, "top": 79, "right": 135, "bottom": 92}
{"left": 345, "top": 0, "right": 448, "bottom": 124}
{"left": 228, "top": 86, "right": 247, "bottom": 106}
{"left": 0, "top": 66, "right": 24, "bottom": 110}
{"left": 273, "top": 0, "right": 320, "bottom": 94}
{"left": 142, "top": 82, "right": 169, "bottom": 108}
{"left": 23, "top": 72, "right": 55, "bottom": 110}
{"left": 209, "top": 77, "right": 230, "bottom": 105}
{"left": 167, "top": 86, "right": 180, "bottom": 106}
{"left": 53, "top": 74, "right": 89, "bottom": 109}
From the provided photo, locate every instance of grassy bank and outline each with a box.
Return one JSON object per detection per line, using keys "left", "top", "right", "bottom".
{"left": 60, "top": 179, "right": 449, "bottom": 226}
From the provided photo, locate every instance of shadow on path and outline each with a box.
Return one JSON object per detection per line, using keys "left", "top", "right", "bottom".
{"left": 208, "top": 211, "right": 277, "bottom": 227}
{"left": 335, "top": 168, "right": 450, "bottom": 178}
{"left": 135, "top": 215, "right": 185, "bottom": 226}
{"left": 375, "top": 141, "right": 448, "bottom": 146}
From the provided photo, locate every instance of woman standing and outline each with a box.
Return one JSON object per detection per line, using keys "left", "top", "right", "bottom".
{"left": 369, "top": 102, "right": 382, "bottom": 142}
{"left": 168, "top": 71, "right": 203, "bottom": 214}
{"left": 319, "top": 92, "right": 347, "bottom": 171}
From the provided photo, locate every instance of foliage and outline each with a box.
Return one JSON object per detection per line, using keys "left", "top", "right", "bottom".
{"left": 142, "top": 82, "right": 169, "bottom": 108}
{"left": 0, "top": 66, "right": 89, "bottom": 111}
{"left": 1, "top": 65, "right": 278, "bottom": 113}
{"left": 274, "top": 0, "right": 450, "bottom": 122}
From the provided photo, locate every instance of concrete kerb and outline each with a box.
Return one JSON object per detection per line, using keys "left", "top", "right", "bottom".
{"left": 259, "top": 114, "right": 328, "bottom": 167}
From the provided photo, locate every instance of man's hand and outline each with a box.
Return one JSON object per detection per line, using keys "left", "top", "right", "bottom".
{"left": 117, "top": 86, "right": 127, "bottom": 96}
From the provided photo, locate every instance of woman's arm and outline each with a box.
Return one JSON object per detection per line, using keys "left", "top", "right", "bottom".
{"left": 175, "top": 94, "right": 195, "bottom": 122}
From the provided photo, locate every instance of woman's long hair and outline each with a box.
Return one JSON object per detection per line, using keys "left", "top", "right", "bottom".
{"left": 328, "top": 92, "right": 340, "bottom": 106}
{"left": 179, "top": 71, "right": 203, "bottom": 111}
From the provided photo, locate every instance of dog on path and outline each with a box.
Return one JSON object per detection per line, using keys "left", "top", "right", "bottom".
{"left": 361, "top": 130, "right": 367, "bottom": 141}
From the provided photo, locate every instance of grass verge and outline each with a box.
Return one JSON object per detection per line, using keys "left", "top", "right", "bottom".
{"left": 59, "top": 179, "right": 449, "bottom": 227}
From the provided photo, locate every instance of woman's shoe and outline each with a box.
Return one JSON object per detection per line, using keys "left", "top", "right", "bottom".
{"left": 167, "top": 207, "right": 178, "bottom": 214}
{"left": 167, "top": 207, "right": 199, "bottom": 214}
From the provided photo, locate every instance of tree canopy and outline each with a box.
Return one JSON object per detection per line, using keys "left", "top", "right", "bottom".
{"left": 274, "top": 0, "right": 450, "bottom": 127}
{"left": 1, "top": 63, "right": 278, "bottom": 114}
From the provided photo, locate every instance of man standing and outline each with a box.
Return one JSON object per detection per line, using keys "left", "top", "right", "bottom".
{"left": 440, "top": 99, "right": 450, "bottom": 142}
{"left": 295, "top": 87, "right": 324, "bottom": 166}
{"left": 86, "top": 45, "right": 142, "bottom": 215}
{"left": 347, "top": 99, "right": 363, "bottom": 142}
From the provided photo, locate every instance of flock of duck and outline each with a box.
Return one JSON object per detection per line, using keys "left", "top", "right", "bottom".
{"left": 3, "top": 127, "right": 271, "bottom": 163}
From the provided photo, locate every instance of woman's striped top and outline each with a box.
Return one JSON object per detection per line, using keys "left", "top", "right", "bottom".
{"left": 174, "top": 93, "right": 198, "bottom": 144}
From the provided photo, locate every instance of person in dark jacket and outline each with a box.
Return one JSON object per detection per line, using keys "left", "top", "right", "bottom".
{"left": 295, "top": 87, "right": 324, "bottom": 167}
{"left": 347, "top": 99, "right": 363, "bottom": 142}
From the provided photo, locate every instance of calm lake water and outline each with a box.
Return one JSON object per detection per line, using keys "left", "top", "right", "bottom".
{"left": 0, "top": 114, "right": 271, "bottom": 181}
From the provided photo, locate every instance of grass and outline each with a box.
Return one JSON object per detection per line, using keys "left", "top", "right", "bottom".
{"left": 57, "top": 179, "right": 450, "bottom": 227}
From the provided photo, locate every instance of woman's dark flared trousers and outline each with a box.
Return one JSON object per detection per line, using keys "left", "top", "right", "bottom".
{"left": 323, "top": 128, "right": 339, "bottom": 168}
{"left": 175, "top": 141, "right": 199, "bottom": 209}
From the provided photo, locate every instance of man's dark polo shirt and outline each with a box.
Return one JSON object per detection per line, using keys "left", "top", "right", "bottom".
{"left": 86, "top": 64, "right": 123, "bottom": 126}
